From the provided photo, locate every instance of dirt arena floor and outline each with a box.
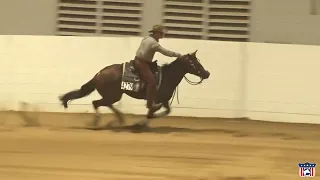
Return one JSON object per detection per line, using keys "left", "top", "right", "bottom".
{"left": 0, "top": 111, "right": 319, "bottom": 180}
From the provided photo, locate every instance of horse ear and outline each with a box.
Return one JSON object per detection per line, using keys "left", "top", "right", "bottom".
{"left": 191, "top": 50, "right": 198, "bottom": 56}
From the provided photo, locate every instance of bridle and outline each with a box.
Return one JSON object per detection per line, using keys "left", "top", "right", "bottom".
{"left": 183, "top": 75, "right": 203, "bottom": 85}
{"left": 169, "top": 57, "right": 204, "bottom": 105}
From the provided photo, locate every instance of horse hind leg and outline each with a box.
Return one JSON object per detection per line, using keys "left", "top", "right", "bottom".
{"left": 105, "top": 105, "right": 125, "bottom": 128}
{"left": 90, "top": 95, "right": 124, "bottom": 127}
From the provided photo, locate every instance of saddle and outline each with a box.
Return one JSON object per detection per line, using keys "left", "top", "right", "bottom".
{"left": 129, "top": 60, "right": 158, "bottom": 75}
{"left": 121, "top": 60, "right": 162, "bottom": 93}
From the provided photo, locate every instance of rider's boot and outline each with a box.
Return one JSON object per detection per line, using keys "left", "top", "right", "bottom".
{"left": 146, "top": 82, "right": 162, "bottom": 111}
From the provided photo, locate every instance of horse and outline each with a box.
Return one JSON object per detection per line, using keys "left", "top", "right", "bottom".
{"left": 59, "top": 50, "right": 210, "bottom": 128}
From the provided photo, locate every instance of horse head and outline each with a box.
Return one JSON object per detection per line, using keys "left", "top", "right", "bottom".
{"left": 179, "top": 50, "right": 210, "bottom": 80}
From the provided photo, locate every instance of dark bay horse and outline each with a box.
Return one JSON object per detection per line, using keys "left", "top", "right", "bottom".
{"left": 59, "top": 50, "right": 210, "bottom": 127}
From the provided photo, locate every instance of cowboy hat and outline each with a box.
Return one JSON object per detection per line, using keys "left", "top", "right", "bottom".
{"left": 148, "top": 24, "right": 168, "bottom": 33}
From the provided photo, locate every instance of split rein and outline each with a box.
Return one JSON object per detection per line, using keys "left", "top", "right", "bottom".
{"left": 169, "top": 76, "right": 203, "bottom": 105}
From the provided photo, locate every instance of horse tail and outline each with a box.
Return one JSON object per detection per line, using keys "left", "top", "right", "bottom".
{"left": 80, "top": 78, "right": 96, "bottom": 96}
{"left": 59, "top": 77, "right": 96, "bottom": 108}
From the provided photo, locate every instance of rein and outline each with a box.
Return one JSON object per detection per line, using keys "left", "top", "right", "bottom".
{"left": 169, "top": 76, "right": 203, "bottom": 105}
{"left": 169, "top": 57, "right": 204, "bottom": 105}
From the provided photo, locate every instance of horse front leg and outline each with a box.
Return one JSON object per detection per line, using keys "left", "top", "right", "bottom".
{"left": 135, "top": 101, "right": 171, "bottom": 127}
{"left": 152, "top": 101, "right": 171, "bottom": 118}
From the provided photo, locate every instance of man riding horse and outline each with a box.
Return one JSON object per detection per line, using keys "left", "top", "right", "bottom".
{"left": 59, "top": 24, "right": 210, "bottom": 128}
{"left": 134, "top": 24, "right": 182, "bottom": 112}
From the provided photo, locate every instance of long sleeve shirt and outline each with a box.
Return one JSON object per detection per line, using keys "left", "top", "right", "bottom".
{"left": 135, "top": 36, "right": 181, "bottom": 62}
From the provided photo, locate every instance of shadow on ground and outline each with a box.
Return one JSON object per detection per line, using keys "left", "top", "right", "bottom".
{"left": 68, "top": 124, "right": 246, "bottom": 136}
{"left": 65, "top": 125, "right": 300, "bottom": 140}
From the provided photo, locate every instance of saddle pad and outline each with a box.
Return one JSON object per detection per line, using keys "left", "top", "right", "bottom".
{"left": 121, "top": 62, "right": 162, "bottom": 92}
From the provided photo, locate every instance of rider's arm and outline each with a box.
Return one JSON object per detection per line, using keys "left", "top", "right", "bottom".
{"left": 152, "top": 42, "right": 182, "bottom": 58}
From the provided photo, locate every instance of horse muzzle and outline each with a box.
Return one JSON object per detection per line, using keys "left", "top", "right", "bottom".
{"left": 201, "top": 70, "right": 210, "bottom": 79}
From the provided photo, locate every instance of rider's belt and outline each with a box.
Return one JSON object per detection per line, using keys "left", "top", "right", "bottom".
{"left": 134, "top": 56, "right": 150, "bottom": 63}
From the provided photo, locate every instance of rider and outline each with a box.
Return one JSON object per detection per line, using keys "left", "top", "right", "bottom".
{"left": 134, "top": 24, "right": 182, "bottom": 111}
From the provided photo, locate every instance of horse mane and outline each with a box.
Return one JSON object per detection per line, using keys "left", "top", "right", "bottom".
{"left": 161, "top": 57, "right": 180, "bottom": 68}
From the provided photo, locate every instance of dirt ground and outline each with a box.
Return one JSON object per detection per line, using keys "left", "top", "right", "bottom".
{"left": 0, "top": 111, "right": 319, "bottom": 180}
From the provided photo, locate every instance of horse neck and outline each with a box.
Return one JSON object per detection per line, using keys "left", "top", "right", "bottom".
{"left": 162, "top": 60, "right": 186, "bottom": 87}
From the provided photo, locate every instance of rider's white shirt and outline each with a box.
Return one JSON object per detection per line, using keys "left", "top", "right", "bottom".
{"left": 135, "top": 36, "right": 180, "bottom": 62}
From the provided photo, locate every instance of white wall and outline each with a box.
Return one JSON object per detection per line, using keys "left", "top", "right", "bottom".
{"left": 0, "top": 35, "right": 319, "bottom": 124}
{"left": 245, "top": 43, "right": 320, "bottom": 123}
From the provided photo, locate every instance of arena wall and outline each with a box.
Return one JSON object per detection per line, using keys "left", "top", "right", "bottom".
{"left": 0, "top": 35, "right": 319, "bottom": 124}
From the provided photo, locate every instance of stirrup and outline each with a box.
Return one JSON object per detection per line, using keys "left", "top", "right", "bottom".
{"left": 148, "top": 102, "right": 162, "bottom": 110}
{"left": 153, "top": 103, "right": 162, "bottom": 107}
